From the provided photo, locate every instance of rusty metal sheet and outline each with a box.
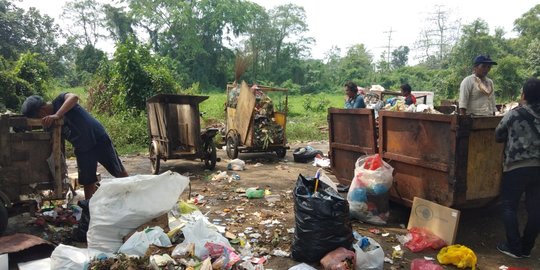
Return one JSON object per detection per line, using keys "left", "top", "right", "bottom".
{"left": 328, "top": 108, "right": 377, "bottom": 184}
{"left": 0, "top": 233, "right": 53, "bottom": 254}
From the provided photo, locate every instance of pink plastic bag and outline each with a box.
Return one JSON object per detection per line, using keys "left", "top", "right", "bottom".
{"left": 410, "top": 259, "right": 444, "bottom": 270}
{"left": 405, "top": 227, "right": 447, "bottom": 252}
{"left": 319, "top": 247, "right": 355, "bottom": 270}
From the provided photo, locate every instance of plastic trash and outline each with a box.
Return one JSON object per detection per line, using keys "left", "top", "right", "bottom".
{"left": 320, "top": 247, "right": 355, "bottom": 270}
{"left": 410, "top": 258, "right": 444, "bottom": 270}
{"left": 405, "top": 227, "right": 447, "bottom": 252}
{"left": 347, "top": 154, "right": 394, "bottom": 225}
{"left": 291, "top": 174, "right": 353, "bottom": 263}
{"left": 118, "top": 226, "right": 172, "bottom": 256}
{"left": 289, "top": 263, "right": 318, "bottom": 270}
{"left": 182, "top": 217, "right": 232, "bottom": 259}
{"left": 50, "top": 244, "right": 88, "bottom": 270}
{"left": 227, "top": 158, "right": 245, "bottom": 171}
{"left": 353, "top": 234, "right": 384, "bottom": 270}
{"left": 87, "top": 171, "right": 190, "bottom": 253}
{"left": 437, "top": 244, "right": 477, "bottom": 270}
{"left": 246, "top": 188, "right": 265, "bottom": 199}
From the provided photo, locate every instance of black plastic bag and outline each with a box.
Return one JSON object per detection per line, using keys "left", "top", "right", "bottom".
{"left": 291, "top": 174, "right": 354, "bottom": 263}
{"left": 72, "top": 199, "right": 90, "bottom": 242}
{"left": 293, "top": 147, "right": 323, "bottom": 163}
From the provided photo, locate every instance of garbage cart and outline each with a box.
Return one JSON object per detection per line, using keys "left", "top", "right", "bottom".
{"left": 146, "top": 94, "right": 218, "bottom": 174}
{"left": 224, "top": 81, "right": 289, "bottom": 159}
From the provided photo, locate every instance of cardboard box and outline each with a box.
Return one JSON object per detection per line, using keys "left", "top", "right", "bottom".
{"left": 407, "top": 197, "right": 461, "bottom": 245}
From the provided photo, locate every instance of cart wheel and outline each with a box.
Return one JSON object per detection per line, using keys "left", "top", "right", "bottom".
{"left": 275, "top": 148, "right": 287, "bottom": 158}
{"left": 149, "top": 142, "right": 160, "bottom": 175}
{"left": 204, "top": 140, "right": 217, "bottom": 170}
{"left": 226, "top": 132, "right": 239, "bottom": 159}
{"left": 0, "top": 202, "right": 7, "bottom": 235}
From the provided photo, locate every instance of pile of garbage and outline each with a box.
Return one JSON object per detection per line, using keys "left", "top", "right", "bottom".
{"left": 253, "top": 117, "right": 284, "bottom": 149}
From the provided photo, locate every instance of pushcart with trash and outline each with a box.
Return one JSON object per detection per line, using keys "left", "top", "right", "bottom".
{"left": 224, "top": 81, "right": 289, "bottom": 159}
{"left": 146, "top": 94, "right": 219, "bottom": 174}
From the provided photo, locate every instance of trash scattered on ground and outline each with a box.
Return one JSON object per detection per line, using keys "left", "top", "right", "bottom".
{"left": 437, "top": 244, "right": 477, "bottom": 270}
{"left": 293, "top": 146, "right": 323, "bottom": 163}
{"left": 253, "top": 162, "right": 264, "bottom": 167}
{"left": 411, "top": 258, "right": 444, "bottom": 270}
{"left": 312, "top": 154, "right": 331, "bottom": 168}
{"left": 228, "top": 158, "right": 246, "bottom": 171}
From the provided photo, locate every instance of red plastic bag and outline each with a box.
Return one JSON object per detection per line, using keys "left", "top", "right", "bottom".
{"left": 411, "top": 259, "right": 444, "bottom": 270}
{"left": 363, "top": 154, "right": 383, "bottom": 170}
{"left": 319, "top": 247, "right": 355, "bottom": 270}
{"left": 405, "top": 227, "right": 447, "bottom": 252}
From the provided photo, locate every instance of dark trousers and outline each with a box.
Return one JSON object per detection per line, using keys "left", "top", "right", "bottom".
{"left": 500, "top": 166, "right": 540, "bottom": 255}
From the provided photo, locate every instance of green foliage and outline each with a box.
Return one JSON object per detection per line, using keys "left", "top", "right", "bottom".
{"left": 75, "top": 45, "right": 107, "bottom": 75}
{"left": 94, "top": 111, "right": 148, "bottom": 154}
{"left": 13, "top": 53, "right": 51, "bottom": 96}
{"left": 491, "top": 55, "right": 526, "bottom": 101}
{"left": 88, "top": 38, "right": 180, "bottom": 114}
{"left": 0, "top": 70, "right": 33, "bottom": 110}
{"left": 302, "top": 94, "right": 331, "bottom": 112}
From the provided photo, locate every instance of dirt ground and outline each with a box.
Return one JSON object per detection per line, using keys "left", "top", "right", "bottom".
{"left": 5, "top": 141, "right": 539, "bottom": 269}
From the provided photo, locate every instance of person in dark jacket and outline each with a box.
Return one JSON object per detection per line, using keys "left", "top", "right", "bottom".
{"left": 21, "top": 93, "right": 128, "bottom": 200}
{"left": 495, "top": 78, "right": 540, "bottom": 259}
{"left": 344, "top": 81, "right": 366, "bottom": 109}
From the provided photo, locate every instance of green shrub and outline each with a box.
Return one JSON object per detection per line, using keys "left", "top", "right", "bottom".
{"left": 94, "top": 111, "right": 148, "bottom": 155}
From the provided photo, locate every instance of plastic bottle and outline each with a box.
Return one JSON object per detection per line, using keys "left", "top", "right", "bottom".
{"left": 246, "top": 188, "right": 265, "bottom": 199}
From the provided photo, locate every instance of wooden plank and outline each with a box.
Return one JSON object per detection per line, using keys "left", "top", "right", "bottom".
{"left": 227, "top": 108, "right": 237, "bottom": 132}
{"left": 234, "top": 81, "right": 256, "bottom": 145}
{"left": 408, "top": 197, "right": 461, "bottom": 245}
{"left": 0, "top": 115, "right": 11, "bottom": 165}
{"left": 53, "top": 121, "right": 62, "bottom": 198}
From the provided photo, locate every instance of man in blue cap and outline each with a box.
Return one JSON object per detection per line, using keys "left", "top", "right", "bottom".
{"left": 21, "top": 93, "right": 128, "bottom": 200}
{"left": 458, "top": 55, "right": 498, "bottom": 116}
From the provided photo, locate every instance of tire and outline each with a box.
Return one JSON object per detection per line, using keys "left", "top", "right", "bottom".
{"left": 0, "top": 202, "right": 8, "bottom": 236}
{"left": 226, "top": 131, "right": 239, "bottom": 159}
{"left": 149, "top": 142, "right": 160, "bottom": 175}
{"left": 275, "top": 148, "right": 287, "bottom": 158}
{"left": 204, "top": 140, "right": 217, "bottom": 170}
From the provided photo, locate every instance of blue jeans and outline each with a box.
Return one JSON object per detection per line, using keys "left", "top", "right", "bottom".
{"left": 500, "top": 166, "right": 540, "bottom": 255}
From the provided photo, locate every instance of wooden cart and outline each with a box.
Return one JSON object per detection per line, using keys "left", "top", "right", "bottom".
{"left": 0, "top": 115, "right": 65, "bottom": 235}
{"left": 146, "top": 94, "right": 218, "bottom": 174}
{"left": 224, "top": 81, "right": 289, "bottom": 159}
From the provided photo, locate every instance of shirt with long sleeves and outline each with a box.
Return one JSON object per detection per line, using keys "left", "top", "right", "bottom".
{"left": 459, "top": 74, "right": 497, "bottom": 116}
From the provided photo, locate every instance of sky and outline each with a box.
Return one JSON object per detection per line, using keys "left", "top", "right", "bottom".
{"left": 15, "top": 0, "right": 538, "bottom": 63}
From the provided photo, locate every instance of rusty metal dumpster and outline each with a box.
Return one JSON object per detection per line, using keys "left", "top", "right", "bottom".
{"left": 378, "top": 111, "right": 503, "bottom": 207}
{"left": 328, "top": 108, "right": 378, "bottom": 184}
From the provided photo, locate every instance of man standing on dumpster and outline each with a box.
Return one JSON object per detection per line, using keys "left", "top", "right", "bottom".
{"left": 458, "top": 55, "right": 498, "bottom": 116}
{"left": 21, "top": 93, "right": 128, "bottom": 200}
{"left": 495, "top": 78, "right": 540, "bottom": 259}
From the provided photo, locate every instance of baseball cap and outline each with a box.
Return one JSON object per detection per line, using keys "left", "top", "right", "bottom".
{"left": 473, "top": 55, "right": 497, "bottom": 66}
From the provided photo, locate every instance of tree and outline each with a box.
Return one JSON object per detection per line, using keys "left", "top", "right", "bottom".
{"left": 414, "top": 5, "right": 460, "bottom": 68}
{"left": 391, "top": 46, "right": 410, "bottom": 69}
{"left": 340, "top": 44, "right": 373, "bottom": 86}
{"left": 103, "top": 4, "right": 134, "bottom": 43}
{"left": 62, "top": 0, "right": 105, "bottom": 47}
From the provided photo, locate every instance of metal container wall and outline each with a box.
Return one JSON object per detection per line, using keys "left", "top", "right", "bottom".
{"left": 378, "top": 111, "right": 503, "bottom": 207}
{"left": 328, "top": 108, "right": 377, "bottom": 184}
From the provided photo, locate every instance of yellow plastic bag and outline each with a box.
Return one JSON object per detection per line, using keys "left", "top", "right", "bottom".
{"left": 437, "top": 244, "right": 477, "bottom": 270}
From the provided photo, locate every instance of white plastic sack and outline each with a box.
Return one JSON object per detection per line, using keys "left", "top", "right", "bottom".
{"left": 49, "top": 244, "right": 88, "bottom": 270}
{"left": 87, "top": 171, "right": 190, "bottom": 252}
{"left": 182, "top": 217, "right": 232, "bottom": 258}
{"left": 118, "top": 226, "right": 172, "bottom": 256}
{"left": 354, "top": 237, "right": 384, "bottom": 270}
{"left": 347, "top": 155, "right": 393, "bottom": 225}
{"left": 227, "top": 159, "right": 245, "bottom": 171}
